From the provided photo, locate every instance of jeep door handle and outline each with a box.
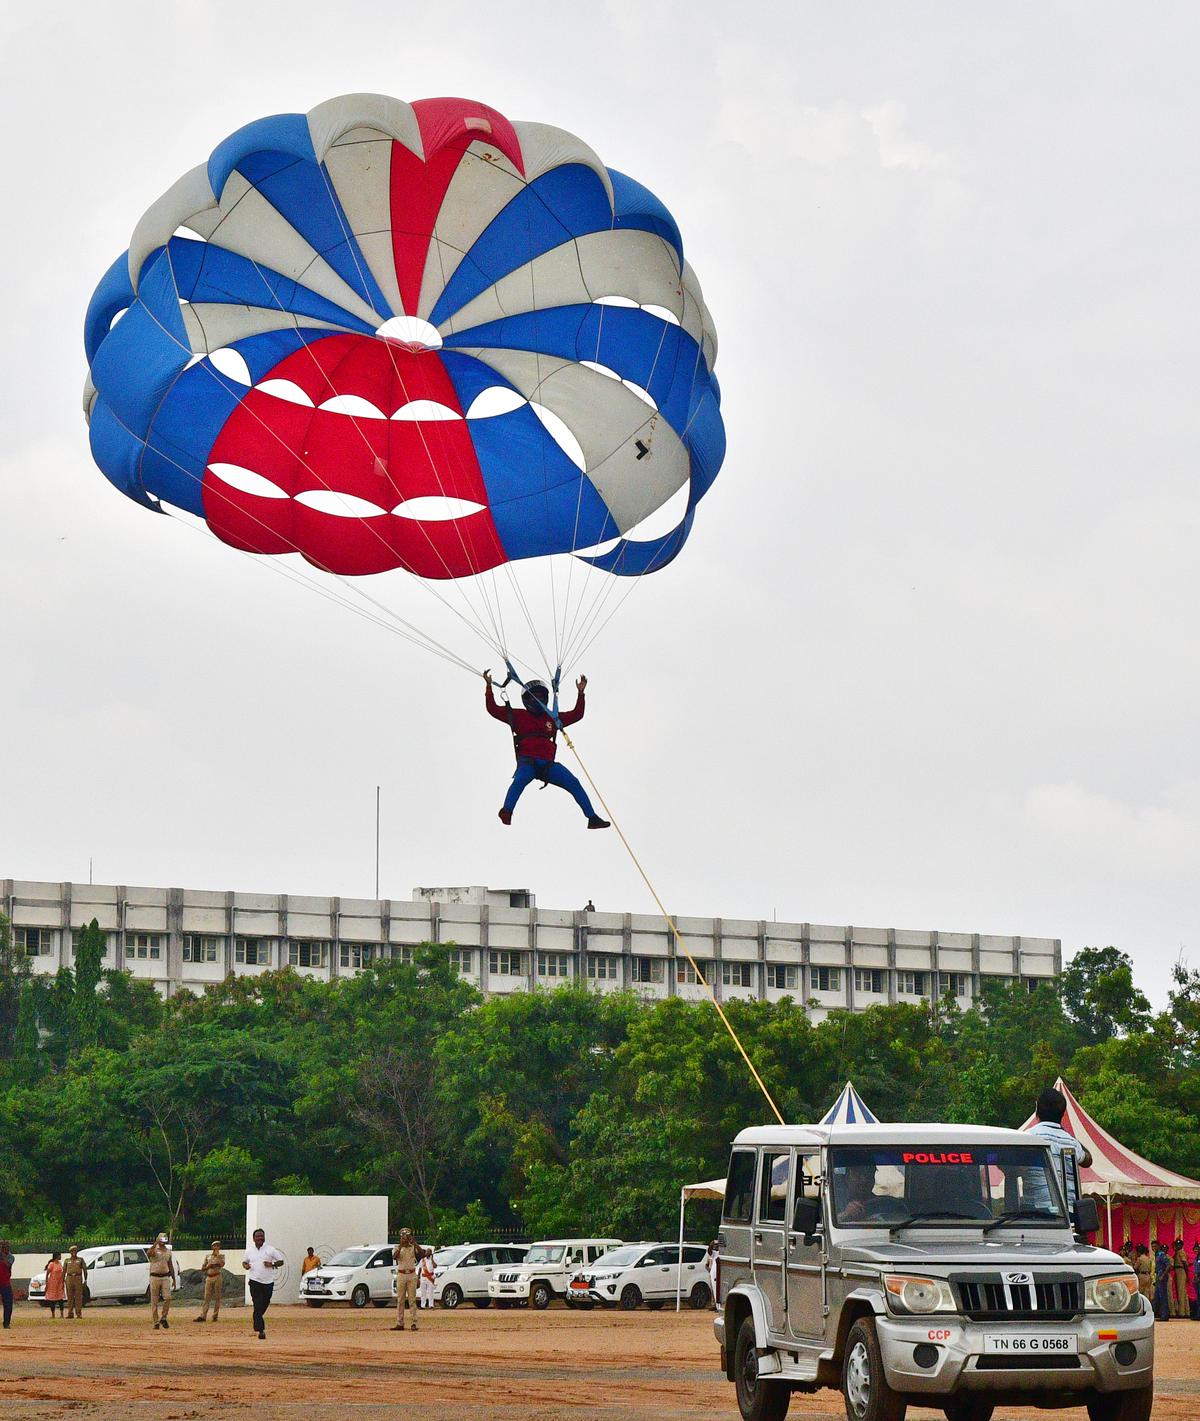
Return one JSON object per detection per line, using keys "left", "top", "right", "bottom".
{"left": 753, "top": 1232, "right": 763, "bottom": 1245}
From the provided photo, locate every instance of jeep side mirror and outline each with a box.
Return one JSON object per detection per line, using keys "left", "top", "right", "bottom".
{"left": 793, "top": 1196, "right": 821, "bottom": 1242}
{"left": 1073, "top": 1196, "right": 1099, "bottom": 1237}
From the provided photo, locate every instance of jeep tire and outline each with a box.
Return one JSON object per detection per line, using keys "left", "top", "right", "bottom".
{"left": 441, "top": 1284, "right": 463, "bottom": 1310}
{"left": 943, "top": 1402, "right": 994, "bottom": 1421}
{"left": 619, "top": 1285, "right": 642, "bottom": 1311}
{"left": 1086, "top": 1389, "right": 1154, "bottom": 1421}
{"left": 733, "top": 1316, "right": 790, "bottom": 1421}
{"left": 351, "top": 1284, "right": 370, "bottom": 1309}
{"left": 530, "top": 1281, "right": 553, "bottom": 1310}
{"left": 842, "top": 1317, "right": 905, "bottom": 1421}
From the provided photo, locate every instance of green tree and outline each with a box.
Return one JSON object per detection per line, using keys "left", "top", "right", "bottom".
{"left": 69, "top": 919, "right": 105, "bottom": 1052}
{"left": 0, "top": 913, "right": 30, "bottom": 1062}
{"left": 1060, "top": 947, "right": 1152, "bottom": 1045}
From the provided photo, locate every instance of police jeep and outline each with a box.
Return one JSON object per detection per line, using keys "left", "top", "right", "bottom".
{"left": 714, "top": 1123, "right": 1153, "bottom": 1421}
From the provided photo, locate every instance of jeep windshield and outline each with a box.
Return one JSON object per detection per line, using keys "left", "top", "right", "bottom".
{"left": 523, "top": 1245, "right": 566, "bottom": 1265}
{"left": 829, "top": 1145, "right": 1068, "bottom": 1229}
{"left": 326, "top": 1248, "right": 376, "bottom": 1268}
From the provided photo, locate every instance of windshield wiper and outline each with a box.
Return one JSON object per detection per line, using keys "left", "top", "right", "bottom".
{"left": 982, "top": 1208, "right": 1061, "bottom": 1235}
{"left": 887, "top": 1210, "right": 987, "bottom": 1236}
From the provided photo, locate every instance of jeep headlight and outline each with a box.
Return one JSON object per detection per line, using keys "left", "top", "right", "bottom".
{"left": 1085, "top": 1274, "right": 1139, "bottom": 1314}
{"left": 883, "top": 1274, "right": 956, "bottom": 1315}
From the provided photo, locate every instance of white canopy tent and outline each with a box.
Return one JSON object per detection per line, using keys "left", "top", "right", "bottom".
{"left": 676, "top": 1177, "right": 725, "bottom": 1310}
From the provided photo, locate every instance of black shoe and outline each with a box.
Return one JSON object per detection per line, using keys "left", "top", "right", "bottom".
{"left": 391, "top": 1324, "right": 404, "bottom": 1331}
{"left": 153, "top": 1322, "right": 160, "bottom": 1329}
{"left": 587, "top": 815, "right": 610, "bottom": 829}
{"left": 161, "top": 1318, "right": 169, "bottom": 1329}
{"left": 258, "top": 1330, "right": 266, "bottom": 1339}
{"left": 498, "top": 808, "right": 512, "bottom": 825}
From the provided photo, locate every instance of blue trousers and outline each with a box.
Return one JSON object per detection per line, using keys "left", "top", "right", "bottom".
{"left": 503, "top": 758, "right": 596, "bottom": 819}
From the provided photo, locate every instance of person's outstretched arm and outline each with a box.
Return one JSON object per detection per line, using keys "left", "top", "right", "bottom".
{"left": 483, "top": 670, "right": 509, "bottom": 722}
{"left": 559, "top": 674, "right": 587, "bottom": 727}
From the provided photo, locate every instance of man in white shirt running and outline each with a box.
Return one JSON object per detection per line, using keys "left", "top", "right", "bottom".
{"left": 242, "top": 1228, "right": 285, "bottom": 1339}
{"left": 1026, "top": 1086, "right": 1092, "bottom": 1215}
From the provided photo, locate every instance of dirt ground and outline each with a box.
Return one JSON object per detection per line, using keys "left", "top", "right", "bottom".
{"left": 0, "top": 1303, "right": 1195, "bottom": 1420}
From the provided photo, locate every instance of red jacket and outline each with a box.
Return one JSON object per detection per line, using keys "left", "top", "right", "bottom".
{"left": 486, "top": 684, "right": 584, "bottom": 762}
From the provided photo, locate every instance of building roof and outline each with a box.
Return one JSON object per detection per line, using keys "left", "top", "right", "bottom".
{"left": 1019, "top": 1077, "right": 1200, "bottom": 1202}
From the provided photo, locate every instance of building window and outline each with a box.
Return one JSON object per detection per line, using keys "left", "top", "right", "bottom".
{"left": 854, "top": 967, "right": 885, "bottom": 995}
{"left": 489, "top": 949, "right": 526, "bottom": 976}
{"left": 587, "top": 953, "right": 619, "bottom": 981}
{"left": 447, "top": 948, "right": 474, "bottom": 975}
{"left": 945, "top": 972, "right": 970, "bottom": 997}
{"left": 897, "top": 970, "right": 928, "bottom": 996}
{"left": 1023, "top": 976, "right": 1042, "bottom": 993}
{"left": 235, "top": 937, "right": 272, "bottom": 966}
{"left": 536, "top": 951, "right": 569, "bottom": 979}
{"left": 340, "top": 942, "right": 376, "bottom": 970}
{"left": 14, "top": 927, "right": 51, "bottom": 956}
{"left": 812, "top": 966, "right": 841, "bottom": 993}
{"left": 767, "top": 963, "right": 797, "bottom": 991}
{"left": 71, "top": 929, "right": 109, "bottom": 958}
{"left": 182, "top": 934, "right": 220, "bottom": 963}
{"left": 125, "top": 933, "right": 162, "bottom": 961}
{"left": 508, "top": 891, "right": 531, "bottom": 908}
{"left": 631, "top": 957, "right": 664, "bottom": 984}
{"left": 721, "top": 961, "right": 754, "bottom": 988}
{"left": 677, "top": 960, "right": 708, "bottom": 985}
{"left": 288, "top": 940, "right": 329, "bottom": 968}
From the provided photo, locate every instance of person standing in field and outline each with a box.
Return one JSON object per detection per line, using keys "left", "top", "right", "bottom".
{"left": 418, "top": 1246, "right": 436, "bottom": 1310}
{"left": 1134, "top": 1244, "right": 1152, "bottom": 1300}
{"left": 1172, "top": 1238, "right": 1188, "bottom": 1318}
{"left": 0, "top": 1240, "right": 14, "bottom": 1330}
{"left": 63, "top": 1245, "right": 88, "bottom": 1320}
{"left": 1191, "top": 1241, "right": 1200, "bottom": 1321}
{"left": 1153, "top": 1241, "right": 1171, "bottom": 1321}
{"left": 392, "top": 1228, "right": 419, "bottom": 1331}
{"left": 194, "top": 1240, "right": 225, "bottom": 1323}
{"left": 147, "top": 1233, "right": 178, "bottom": 1329}
{"left": 43, "top": 1253, "right": 65, "bottom": 1318}
{"left": 242, "top": 1228, "right": 285, "bottom": 1340}
{"left": 301, "top": 1246, "right": 321, "bottom": 1277}
{"left": 706, "top": 1241, "right": 719, "bottom": 1310}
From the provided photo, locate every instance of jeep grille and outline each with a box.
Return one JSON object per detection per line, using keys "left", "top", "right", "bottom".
{"left": 952, "top": 1272, "right": 1082, "bottom": 1321}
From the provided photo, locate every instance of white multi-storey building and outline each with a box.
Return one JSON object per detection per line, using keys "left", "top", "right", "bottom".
{"left": 0, "top": 879, "right": 1060, "bottom": 1020}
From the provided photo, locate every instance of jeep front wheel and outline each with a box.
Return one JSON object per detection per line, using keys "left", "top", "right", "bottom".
{"left": 843, "top": 1318, "right": 905, "bottom": 1421}
{"left": 733, "top": 1316, "right": 790, "bottom": 1421}
{"left": 530, "top": 1282, "right": 553, "bottom": 1310}
{"left": 1086, "top": 1389, "right": 1153, "bottom": 1421}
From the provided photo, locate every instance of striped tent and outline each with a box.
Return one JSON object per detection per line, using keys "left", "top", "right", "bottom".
{"left": 821, "top": 1081, "right": 880, "bottom": 1126}
{"left": 1019, "top": 1077, "right": 1200, "bottom": 1251}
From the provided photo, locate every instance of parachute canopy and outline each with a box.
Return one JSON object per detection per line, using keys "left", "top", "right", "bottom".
{"left": 83, "top": 95, "right": 724, "bottom": 677}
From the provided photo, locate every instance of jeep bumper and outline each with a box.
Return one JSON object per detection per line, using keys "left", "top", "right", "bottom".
{"left": 877, "top": 1301, "right": 1154, "bottom": 1396}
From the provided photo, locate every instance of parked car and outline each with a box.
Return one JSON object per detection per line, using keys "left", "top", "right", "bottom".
{"left": 299, "top": 1243, "right": 396, "bottom": 1309}
{"left": 420, "top": 1243, "right": 529, "bottom": 1309}
{"left": 715, "top": 1122, "right": 1153, "bottom": 1421}
{"left": 27, "top": 1244, "right": 151, "bottom": 1306}
{"left": 488, "top": 1238, "right": 622, "bottom": 1309}
{"left": 569, "top": 1242, "right": 712, "bottom": 1310}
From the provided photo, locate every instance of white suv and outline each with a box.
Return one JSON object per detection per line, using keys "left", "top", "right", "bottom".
{"left": 488, "top": 1238, "right": 621, "bottom": 1309}
{"left": 28, "top": 1245, "right": 151, "bottom": 1305}
{"left": 427, "top": 1243, "right": 529, "bottom": 1309}
{"left": 569, "top": 1243, "right": 713, "bottom": 1310}
{"left": 299, "top": 1243, "right": 396, "bottom": 1309}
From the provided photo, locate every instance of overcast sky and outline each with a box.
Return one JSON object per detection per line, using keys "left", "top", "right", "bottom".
{"left": 1, "top": 2, "right": 1196, "bottom": 1003}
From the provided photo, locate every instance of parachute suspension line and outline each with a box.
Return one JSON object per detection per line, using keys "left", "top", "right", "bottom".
{"left": 152, "top": 249, "right": 512, "bottom": 669}
{"left": 558, "top": 725, "right": 785, "bottom": 1127}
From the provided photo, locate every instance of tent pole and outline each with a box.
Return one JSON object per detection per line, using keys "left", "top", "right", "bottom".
{"left": 677, "top": 1190, "right": 686, "bottom": 1311}
{"left": 1106, "top": 1184, "right": 1113, "bottom": 1250}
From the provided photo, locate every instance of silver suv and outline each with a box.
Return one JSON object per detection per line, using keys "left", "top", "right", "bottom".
{"left": 714, "top": 1123, "right": 1153, "bottom": 1421}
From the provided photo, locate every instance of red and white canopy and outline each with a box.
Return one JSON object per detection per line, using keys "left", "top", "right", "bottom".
{"left": 1020, "top": 1077, "right": 1200, "bottom": 1202}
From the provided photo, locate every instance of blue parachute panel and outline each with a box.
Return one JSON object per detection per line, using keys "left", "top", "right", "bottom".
{"left": 579, "top": 507, "right": 695, "bottom": 576}
{"left": 608, "top": 170, "right": 684, "bottom": 270}
{"left": 84, "top": 253, "right": 136, "bottom": 366}
{"left": 430, "top": 165, "right": 615, "bottom": 327}
{"left": 207, "top": 112, "right": 315, "bottom": 200}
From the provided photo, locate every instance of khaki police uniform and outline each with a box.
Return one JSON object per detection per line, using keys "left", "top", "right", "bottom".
{"left": 393, "top": 1234, "right": 418, "bottom": 1329}
{"left": 1173, "top": 1244, "right": 1189, "bottom": 1318}
{"left": 148, "top": 1241, "right": 175, "bottom": 1325}
{"left": 197, "top": 1245, "right": 225, "bottom": 1321}
{"left": 1135, "top": 1252, "right": 1153, "bottom": 1299}
{"left": 63, "top": 1249, "right": 86, "bottom": 1318}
